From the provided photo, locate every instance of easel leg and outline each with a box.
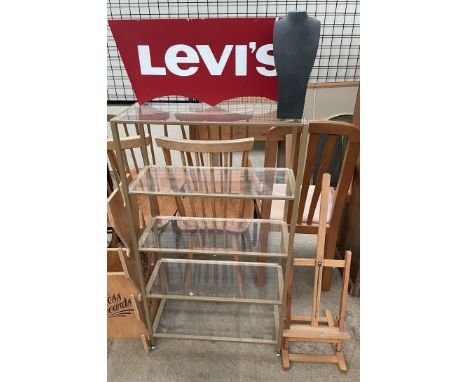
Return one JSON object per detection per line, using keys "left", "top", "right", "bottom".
{"left": 281, "top": 338, "right": 290, "bottom": 370}
{"left": 321, "top": 229, "right": 339, "bottom": 291}
{"left": 336, "top": 343, "right": 347, "bottom": 373}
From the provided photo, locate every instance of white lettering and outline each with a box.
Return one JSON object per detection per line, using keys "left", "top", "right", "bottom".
{"left": 196, "top": 45, "right": 233, "bottom": 75}
{"left": 165, "top": 44, "right": 199, "bottom": 76}
{"left": 256, "top": 44, "right": 276, "bottom": 76}
{"left": 138, "top": 43, "right": 277, "bottom": 77}
{"left": 138, "top": 45, "right": 166, "bottom": 75}
{"left": 235, "top": 45, "right": 247, "bottom": 76}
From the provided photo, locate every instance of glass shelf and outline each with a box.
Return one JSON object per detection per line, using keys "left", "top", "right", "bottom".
{"left": 139, "top": 216, "right": 288, "bottom": 258}
{"left": 146, "top": 259, "right": 283, "bottom": 304}
{"left": 153, "top": 300, "right": 278, "bottom": 344}
{"left": 111, "top": 101, "right": 306, "bottom": 126}
{"left": 128, "top": 165, "right": 295, "bottom": 200}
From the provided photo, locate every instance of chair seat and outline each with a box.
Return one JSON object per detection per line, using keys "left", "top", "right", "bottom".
{"left": 270, "top": 184, "right": 334, "bottom": 224}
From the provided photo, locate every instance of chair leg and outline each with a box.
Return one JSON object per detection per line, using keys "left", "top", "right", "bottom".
{"left": 351, "top": 269, "right": 360, "bottom": 297}
{"left": 255, "top": 224, "right": 270, "bottom": 286}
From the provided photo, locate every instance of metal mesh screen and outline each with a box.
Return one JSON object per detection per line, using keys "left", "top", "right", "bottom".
{"left": 107, "top": 0, "right": 360, "bottom": 102}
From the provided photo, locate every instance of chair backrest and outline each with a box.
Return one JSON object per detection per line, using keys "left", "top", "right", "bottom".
{"left": 155, "top": 136, "right": 255, "bottom": 219}
{"left": 187, "top": 98, "right": 274, "bottom": 141}
{"left": 263, "top": 120, "right": 360, "bottom": 229}
{"left": 189, "top": 125, "right": 252, "bottom": 142}
{"left": 107, "top": 128, "right": 156, "bottom": 184}
{"left": 107, "top": 133, "right": 155, "bottom": 226}
{"left": 156, "top": 136, "right": 254, "bottom": 168}
{"left": 352, "top": 86, "right": 360, "bottom": 128}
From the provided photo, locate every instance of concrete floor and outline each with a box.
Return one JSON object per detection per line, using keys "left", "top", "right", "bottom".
{"left": 107, "top": 233, "right": 360, "bottom": 381}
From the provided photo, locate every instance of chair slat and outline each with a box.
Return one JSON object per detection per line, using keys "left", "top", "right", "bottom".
{"left": 297, "top": 135, "right": 319, "bottom": 224}
{"left": 207, "top": 125, "right": 212, "bottom": 140}
{"left": 146, "top": 124, "right": 156, "bottom": 165}
{"left": 123, "top": 123, "right": 140, "bottom": 173}
{"left": 186, "top": 150, "right": 194, "bottom": 166}
{"left": 108, "top": 150, "right": 121, "bottom": 184}
{"left": 180, "top": 151, "right": 187, "bottom": 166}
{"left": 260, "top": 132, "right": 282, "bottom": 220}
{"left": 162, "top": 147, "right": 172, "bottom": 166}
{"left": 180, "top": 125, "right": 186, "bottom": 139}
{"left": 306, "top": 135, "right": 337, "bottom": 225}
{"left": 229, "top": 126, "right": 234, "bottom": 164}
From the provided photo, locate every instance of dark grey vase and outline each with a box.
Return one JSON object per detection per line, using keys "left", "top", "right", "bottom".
{"left": 273, "top": 12, "right": 321, "bottom": 119}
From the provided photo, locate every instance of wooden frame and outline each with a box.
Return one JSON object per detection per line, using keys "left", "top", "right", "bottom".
{"left": 337, "top": 85, "right": 360, "bottom": 296}
{"left": 281, "top": 174, "right": 353, "bottom": 371}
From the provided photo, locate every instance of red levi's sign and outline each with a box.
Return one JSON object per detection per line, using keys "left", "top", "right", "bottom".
{"left": 108, "top": 18, "right": 278, "bottom": 105}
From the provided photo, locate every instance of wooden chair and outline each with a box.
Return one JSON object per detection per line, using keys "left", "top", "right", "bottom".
{"left": 106, "top": 113, "right": 156, "bottom": 183}
{"left": 281, "top": 173, "right": 353, "bottom": 371}
{"left": 107, "top": 126, "right": 178, "bottom": 223}
{"left": 155, "top": 136, "right": 256, "bottom": 298}
{"left": 260, "top": 120, "right": 360, "bottom": 291}
{"left": 155, "top": 136, "right": 255, "bottom": 220}
{"left": 187, "top": 97, "right": 277, "bottom": 142}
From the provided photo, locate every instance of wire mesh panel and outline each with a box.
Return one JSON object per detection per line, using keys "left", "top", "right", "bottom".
{"left": 107, "top": 0, "right": 360, "bottom": 102}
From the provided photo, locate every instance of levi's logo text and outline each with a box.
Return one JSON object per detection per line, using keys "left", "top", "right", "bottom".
{"left": 137, "top": 42, "right": 275, "bottom": 77}
{"left": 109, "top": 18, "right": 278, "bottom": 105}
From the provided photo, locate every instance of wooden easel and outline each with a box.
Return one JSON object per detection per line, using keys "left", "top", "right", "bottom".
{"left": 281, "top": 173, "right": 353, "bottom": 372}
